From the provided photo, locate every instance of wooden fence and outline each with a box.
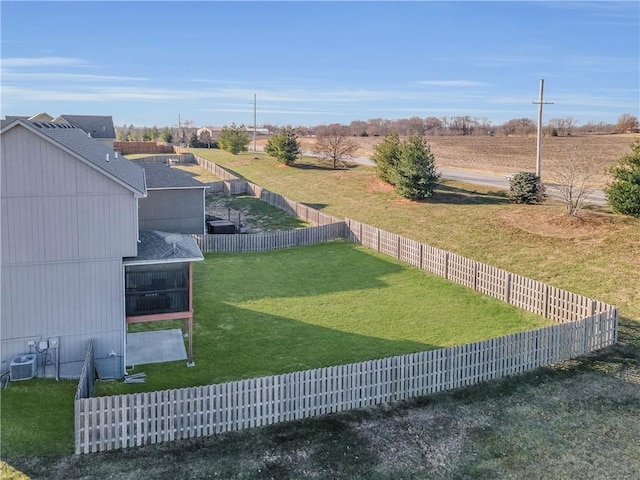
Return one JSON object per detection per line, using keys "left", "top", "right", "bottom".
{"left": 74, "top": 154, "right": 619, "bottom": 454}
{"left": 114, "top": 142, "right": 175, "bottom": 155}
{"left": 75, "top": 310, "right": 616, "bottom": 453}
{"left": 75, "top": 340, "right": 95, "bottom": 401}
{"left": 195, "top": 223, "right": 346, "bottom": 253}
{"left": 344, "top": 219, "right": 611, "bottom": 324}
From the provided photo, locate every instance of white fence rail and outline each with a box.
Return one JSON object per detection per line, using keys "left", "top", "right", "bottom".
{"left": 74, "top": 154, "right": 620, "bottom": 454}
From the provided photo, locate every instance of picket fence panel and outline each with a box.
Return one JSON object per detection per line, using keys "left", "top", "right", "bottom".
{"left": 194, "top": 223, "right": 346, "bottom": 253}
{"left": 75, "top": 310, "right": 617, "bottom": 454}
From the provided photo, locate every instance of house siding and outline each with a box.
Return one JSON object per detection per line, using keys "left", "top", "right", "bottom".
{"left": 138, "top": 189, "right": 205, "bottom": 234}
{"left": 1, "top": 125, "right": 138, "bottom": 377}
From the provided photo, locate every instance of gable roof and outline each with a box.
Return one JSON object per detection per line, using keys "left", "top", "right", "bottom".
{"left": 54, "top": 114, "right": 116, "bottom": 139}
{"left": 136, "top": 162, "right": 206, "bottom": 190}
{"left": 1, "top": 119, "right": 146, "bottom": 197}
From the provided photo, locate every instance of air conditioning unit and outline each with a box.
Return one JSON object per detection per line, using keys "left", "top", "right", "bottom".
{"left": 10, "top": 354, "right": 37, "bottom": 381}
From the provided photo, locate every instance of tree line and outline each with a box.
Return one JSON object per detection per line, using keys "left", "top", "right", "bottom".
{"left": 115, "top": 113, "right": 637, "bottom": 143}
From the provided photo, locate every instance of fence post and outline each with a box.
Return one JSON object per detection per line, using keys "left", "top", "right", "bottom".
{"left": 473, "top": 261, "right": 478, "bottom": 291}
{"left": 505, "top": 272, "right": 511, "bottom": 304}
{"left": 444, "top": 252, "right": 449, "bottom": 280}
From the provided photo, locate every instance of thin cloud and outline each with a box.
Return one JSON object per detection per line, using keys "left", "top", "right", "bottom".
{"left": 3, "top": 72, "right": 148, "bottom": 82}
{"left": 414, "top": 80, "right": 489, "bottom": 87}
{"left": 2, "top": 57, "right": 87, "bottom": 67}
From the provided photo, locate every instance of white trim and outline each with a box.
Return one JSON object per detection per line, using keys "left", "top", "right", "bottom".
{"left": 146, "top": 186, "right": 208, "bottom": 191}
{"left": 123, "top": 257, "right": 204, "bottom": 267}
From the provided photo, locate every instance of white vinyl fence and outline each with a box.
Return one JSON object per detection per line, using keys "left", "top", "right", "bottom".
{"left": 74, "top": 154, "right": 619, "bottom": 454}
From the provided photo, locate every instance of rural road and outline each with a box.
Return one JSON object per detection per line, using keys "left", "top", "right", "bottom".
{"left": 345, "top": 154, "right": 607, "bottom": 206}
{"left": 255, "top": 146, "right": 607, "bottom": 206}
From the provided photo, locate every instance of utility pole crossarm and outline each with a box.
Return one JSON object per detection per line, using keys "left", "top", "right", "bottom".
{"left": 533, "top": 79, "right": 554, "bottom": 178}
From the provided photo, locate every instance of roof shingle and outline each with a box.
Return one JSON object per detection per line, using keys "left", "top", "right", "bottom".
{"left": 136, "top": 162, "right": 206, "bottom": 189}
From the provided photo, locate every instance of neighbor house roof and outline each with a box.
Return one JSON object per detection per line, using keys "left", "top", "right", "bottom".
{"left": 123, "top": 230, "right": 204, "bottom": 265}
{"left": 1, "top": 119, "right": 146, "bottom": 197}
{"left": 54, "top": 114, "right": 116, "bottom": 139}
{"left": 137, "top": 162, "right": 207, "bottom": 190}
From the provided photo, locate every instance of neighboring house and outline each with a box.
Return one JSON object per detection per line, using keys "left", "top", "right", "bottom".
{"left": 136, "top": 162, "right": 207, "bottom": 235}
{"left": 53, "top": 114, "right": 117, "bottom": 150}
{"left": 197, "top": 125, "right": 270, "bottom": 139}
{"left": 1, "top": 118, "right": 203, "bottom": 379}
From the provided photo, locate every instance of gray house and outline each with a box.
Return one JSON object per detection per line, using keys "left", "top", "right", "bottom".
{"left": 136, "top": 162, "right": 207, "bottom": 235}
{"left": 1, "top": 118, "right": 203, "bottom": 379}
{"left": 53, "top": 114, "right": 117, "bottom": 150}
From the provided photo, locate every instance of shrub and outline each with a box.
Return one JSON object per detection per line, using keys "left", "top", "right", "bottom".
{"left": 605, "top": 139, "right": 640, "bottom": 217}
{"left": 508, "top": 172, "right": 546, "bottom": 204}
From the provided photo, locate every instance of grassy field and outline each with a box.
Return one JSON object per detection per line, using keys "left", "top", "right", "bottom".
{"left": 3, "top": 141, "right": 639, "bottom": 479}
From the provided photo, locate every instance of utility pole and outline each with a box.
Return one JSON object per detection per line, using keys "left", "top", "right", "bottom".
{"left": 253, "top": 94, "right": 257, "bottom": 152}
{"left": 532, "top": 79, "right": 553, "bottom": 178}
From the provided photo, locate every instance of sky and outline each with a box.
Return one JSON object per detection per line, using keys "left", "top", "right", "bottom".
{"left": 1, "top": 1, "right": 638, "bottom": 129}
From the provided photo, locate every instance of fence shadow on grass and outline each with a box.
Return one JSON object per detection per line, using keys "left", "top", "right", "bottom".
{"left": 428, "top": 184, "right": 510, "bottom": 205}
{"left": 195, "top": 305, "right": 437, "bottom": 384}
{"left": 303, "top": 203, "right": 330, "bottom": 211}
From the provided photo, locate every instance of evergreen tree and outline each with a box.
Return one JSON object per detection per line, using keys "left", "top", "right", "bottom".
{"left": 371, "top": 132, "right": 401, "bottom": 184}
{"left": 393, "top": 135, "right": 440, "bottom": 200}
{"left": 507, "top": 172, "right": 546, "bottom": 204}
{"left": 218, "top": 124, "right": 249, "bottom": 154}
{"left": 142, "top": 127, "right": 153, "bottom": 141}
{"left": 161, "top": 127, "right": 173, "bottom": 143}
{"left": 264, "top": 127, "right": 301, "bottom": 165}
{"left": 605, "top": 139, "right": 640, "bottom": 217}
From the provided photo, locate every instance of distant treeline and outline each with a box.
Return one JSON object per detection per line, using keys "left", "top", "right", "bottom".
{"left": 115, "top": 113, "right": 637, "bottom": 142}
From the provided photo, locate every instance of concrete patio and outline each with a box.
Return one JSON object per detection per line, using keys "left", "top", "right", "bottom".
{"left": 126, "top": 329, "right": 187, "bottom": 366}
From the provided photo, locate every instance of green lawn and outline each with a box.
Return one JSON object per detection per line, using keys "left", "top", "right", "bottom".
{"left": 96, "top": 240, "right": 549, "bottom": 395}
{"left": 0, "top": 379, "right": 77, "bottom": 456}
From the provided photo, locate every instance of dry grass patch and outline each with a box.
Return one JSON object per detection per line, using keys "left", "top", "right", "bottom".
{"left": 493, "top": 207, "right": 630, "bottom": 240}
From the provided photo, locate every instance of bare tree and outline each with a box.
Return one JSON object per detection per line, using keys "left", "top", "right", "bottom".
{"left": 407, "top": 116, "right": 426, "bottom": 136}
{"left": 312, "top": 124, "right": 359, "bottom": 168}
{"left": 616, "top": 113, "right": 639, "bottom": 133}
{"left": 198, "top": 129, "right": 213, "bottom": 148}
{"left": 348, "top": 120, "right": 368, "bottom": 137}
{"left": 549, "top": 151, "right": 594, "bottom": 217}
{"left": 501, "top": 118, "right": 536, "bottom": 136}
{"left": 424, "top": 117, "right": 443, "bottom": 134}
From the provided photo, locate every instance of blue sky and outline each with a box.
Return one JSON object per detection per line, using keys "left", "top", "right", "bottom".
{"left": 1, "top": 1, "right": 638, "bottom": 128}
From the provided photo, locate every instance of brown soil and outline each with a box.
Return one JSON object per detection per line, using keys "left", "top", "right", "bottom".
{"left": 494, "top": 206, "right": 626, "bottom": 240}
{"left": 263, "top": 134, "right": 639, "bottom": 190}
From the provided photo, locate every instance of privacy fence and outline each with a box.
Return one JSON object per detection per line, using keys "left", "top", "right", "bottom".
{"left": 75, "top": 154, "right": 618, "bottom": 454}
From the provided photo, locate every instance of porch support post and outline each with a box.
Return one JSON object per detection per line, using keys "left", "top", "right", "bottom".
{"left": 187, "top": 261, "right": 194, "bottom": 366}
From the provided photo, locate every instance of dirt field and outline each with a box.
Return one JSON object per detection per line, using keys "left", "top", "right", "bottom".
{"left": 289, "top": 134, "right": 639, "bottom": 189}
